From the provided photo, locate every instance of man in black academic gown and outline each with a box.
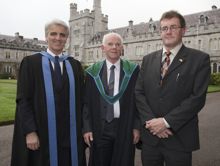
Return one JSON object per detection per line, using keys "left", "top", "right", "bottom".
{"left": 11, "top": 19, "right": 86, "bottom": 166}
{"left": 82, "top": 32, "right": 140, "bottom": 166}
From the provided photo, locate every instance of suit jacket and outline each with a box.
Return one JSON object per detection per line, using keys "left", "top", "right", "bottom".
{"left": 135, "top": 45, "right": 211, "bottom": 152}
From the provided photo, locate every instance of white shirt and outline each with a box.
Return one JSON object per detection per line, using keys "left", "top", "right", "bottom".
{"left": 47, "top": 48, "right": 63, "bottom": 74}
{"left": 162, "top": 43, "right": 183, "bottom": 65}
{"left": 106, "top": 59, "right": 120, "bottom": 118}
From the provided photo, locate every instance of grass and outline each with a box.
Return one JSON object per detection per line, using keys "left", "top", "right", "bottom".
{"left": 207, "top": 85, "right": 220, "bottom": 93}
{"left": 0, "top": 79, "right": 17, "bottom": 124}
{"left": 0, "top": 78, "right": 220, "bottom": 125}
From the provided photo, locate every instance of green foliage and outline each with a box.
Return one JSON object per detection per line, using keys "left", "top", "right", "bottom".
{"left": 0, "top": 73, "right": 14, "bottom": 79}
{"left": 0, "top": 79, "right": 17, "bottom": 123}
{"left": 210, "top": 73, "right": 220, "bottom": 85}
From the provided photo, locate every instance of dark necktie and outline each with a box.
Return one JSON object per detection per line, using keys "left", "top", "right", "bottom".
{"left": 106, "top": 65, "right": 115, "bottom": 122}
{"left": 161, "top": 51, "right": 171, "bottom": 84}
{"left": 54, "top": 56, "right": 62, "bottom": 90}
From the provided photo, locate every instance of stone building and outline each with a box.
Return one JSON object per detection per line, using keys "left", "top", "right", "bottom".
{"left": 68, "top": 0, "right": 220, "bottom": 73}
{"left": 0, "top": 33, "right": 46, "bottom": 78}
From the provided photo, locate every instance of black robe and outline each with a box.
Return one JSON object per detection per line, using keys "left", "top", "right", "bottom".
{"left": 11, "top": 53, "right": 86, "bottom": 166}
{"left": 82, "top": 62, "right": 140, "bottom": 166}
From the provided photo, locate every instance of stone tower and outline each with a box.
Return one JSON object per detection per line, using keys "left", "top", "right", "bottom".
{"left": 93, "top": 0, "right": 103, "bottom": 33}
{"left": 68, "top": 0, "right": 108, "bottom": 63}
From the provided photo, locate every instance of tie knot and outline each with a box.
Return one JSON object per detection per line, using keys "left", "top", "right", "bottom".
{"left": 165, "top": 51, "right": 171, "bottom": 57}
{"left": 110, "top": 65, "right": 115, "bottom": 70}
{"left": 55, "top": 56, "right": 59, "bottom": 62}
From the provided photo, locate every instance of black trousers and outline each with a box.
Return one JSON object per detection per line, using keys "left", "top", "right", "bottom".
{"left": 141, "top": 143, "right": 192, "bottom": 166}
{"left": 28, "top": 147, "right": 71, "bottom": 166}
{"left": 58, "top": 147, "right": 71, "bottom": 166}
{"left": 91, "top": 119, "right": 119, "bottom": 166}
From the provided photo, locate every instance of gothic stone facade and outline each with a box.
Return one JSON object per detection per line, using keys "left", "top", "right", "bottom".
{"left": 0, "top": 33, "right": 46, "bottom": 78}
{"left": 68, "top": 1, "right": 220, "bottom": 73}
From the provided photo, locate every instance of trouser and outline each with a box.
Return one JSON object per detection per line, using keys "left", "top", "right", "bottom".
{"left": 141, "top": 143, "right": 192, "bottom": 166}
{"left": 90, "top": 119, "right": 119, "bottom": 166}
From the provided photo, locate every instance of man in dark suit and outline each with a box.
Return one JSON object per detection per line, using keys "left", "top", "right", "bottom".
{"left": 83, "top": 32, "right": 140, "bottom": 166}
{"left": 135, "top": 10, "right": 211, "bottom": 166}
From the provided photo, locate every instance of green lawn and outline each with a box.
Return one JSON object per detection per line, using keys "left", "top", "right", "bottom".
{"left": 0, "top": 79, "right": 17, "bottom": 123}
{"left": 0, "top": 78, "right": 220, "bottom": 124}
{"left": 207, "top": 85, "right": 220, "bottom": 93}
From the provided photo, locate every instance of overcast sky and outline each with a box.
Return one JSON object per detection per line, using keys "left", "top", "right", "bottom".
{"left": 0, "top": 0, "right": 219, "bottom": 40}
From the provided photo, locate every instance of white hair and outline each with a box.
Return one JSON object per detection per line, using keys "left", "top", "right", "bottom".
{"left": 45, "top": 19, "right": 69, "bottom": 37}
{"left": 102, "top": 32, "right": 123, "bottom": 45}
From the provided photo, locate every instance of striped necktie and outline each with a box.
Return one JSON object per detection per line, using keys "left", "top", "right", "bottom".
{"left": 161, "top": 51, "right": 171, "bottom": 84}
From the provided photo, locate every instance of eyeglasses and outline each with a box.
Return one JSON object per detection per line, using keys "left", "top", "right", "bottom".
{"left": 160, "top": 25, "right": 182, "bottom": 33}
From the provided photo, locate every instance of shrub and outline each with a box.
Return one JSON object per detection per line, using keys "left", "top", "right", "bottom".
{"left": 0, "top": 73, "right": 11, "bottom": 79}
{"left": 210, "top": 73, "right": 220, "bottom": 85}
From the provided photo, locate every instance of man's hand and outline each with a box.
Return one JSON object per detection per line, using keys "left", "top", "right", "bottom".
{"left": 156, "top": 128, "right": 173, "bottom": 138}
{"left": 83, "top": 132, "right": 93, "bottom": 147}
{"left": 26, "top": 132, "right": 40, "bottom": 150}
{"left": 133, "top": 129, "right": 140, "bottom": 144}
{"left": 145, "top": 118, "right": 167, "bottom": 135}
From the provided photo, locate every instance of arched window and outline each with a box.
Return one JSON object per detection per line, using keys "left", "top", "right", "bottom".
{"left": 199, "top": 15, "right": 205, "bottom": 24}
{"left": 218, "top": 64, "right": 220, "bottom": 73}
{"left": 213, "top": 63, "right": 217, "bottom": 73}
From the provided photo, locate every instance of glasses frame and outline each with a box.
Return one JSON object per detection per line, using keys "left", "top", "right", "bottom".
{"left": 160, "top": 25, "right": 182, "bottom": 33}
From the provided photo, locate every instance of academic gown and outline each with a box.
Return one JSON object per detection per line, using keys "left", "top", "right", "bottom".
{"left": 11, "top": 53, "right": 86, "bottom": 166}
{"left": 83, "top": 61, "right": 140, "bottom": 166}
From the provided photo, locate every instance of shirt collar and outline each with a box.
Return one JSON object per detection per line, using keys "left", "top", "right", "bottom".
{"left": 162, "top": 42, "right": 183, "bottom": 57}
{"left": 106, "top": 59, "right": 121, "bottom": 70}
{"left": 47, "top": 48, "right": 63, "bottom": 57}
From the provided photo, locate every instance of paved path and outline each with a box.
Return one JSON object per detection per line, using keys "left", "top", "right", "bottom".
{"left": 0, "top": 125, "right": 13, "bottom": 166}
{"left": 0, "top": 92, "right": 220, "bottom": 166}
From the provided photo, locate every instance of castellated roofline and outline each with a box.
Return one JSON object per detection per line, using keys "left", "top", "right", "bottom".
{"left": 70, "top": 3, "right": 108, "bottom": 21}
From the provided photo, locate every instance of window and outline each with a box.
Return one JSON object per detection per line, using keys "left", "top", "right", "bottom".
{"left": 198, "top": 40, "right": 202, "bottom": 50}
{"left": 73, "top": 29, "right": 80, "bottom": 38}
{"left": 199, "top": 15, "right": 205, "bottom": 24}
{"left": 135, "top": 46, "right": 143, "bottom": 56}
{"left": 88, "top": 51, "right": 93, "bottom": 60}
{"left": 16, "top": 52, "right": 19, "bottom": 59}
{"left": 96, "top": 50, "right": 99, "bottom": 58}
{"left": 209, "top": 38, "right": 218, "bottom": 50}
{"left": 23, "top": 52, "right": 27, "bottom": 57}
{"left": 147, "top": 45, "right": 151, "bottom": 53}
{"left": 199, "top": 15, "right": 208, "bottom": 24}
{"left": 213, "top": 63, "right": 217, "bottom": 73}
{"left": 74, "top": 45, "right": 79, "bottom": 56}
{"left": 121, "top": 48, "right": 124, "bottom": 56}
{"left": 5, "top": 52, "right": 10, "bottom": 59}
{"left": 4, "top": 65, "right": 12, "bottom": 73}
{"left": 219, "top": 38, "right": 220, "bottom": 50}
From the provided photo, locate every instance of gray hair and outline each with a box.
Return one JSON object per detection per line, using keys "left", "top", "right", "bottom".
{"left": 102, "top": 32, "right": 123, "bottom": 45}
{"left": 45, "top": 19, "right": 69, "bottom": 37}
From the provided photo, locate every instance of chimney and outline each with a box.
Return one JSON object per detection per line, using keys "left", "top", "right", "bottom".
{"left": 212, "top": 5, "right": 217, "bottom": 10}
{"left": 129, "top": 20, "right": 133, "bottom": 28}
{"left": 15, "top": 32, "right": 19, "bottom": 37}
